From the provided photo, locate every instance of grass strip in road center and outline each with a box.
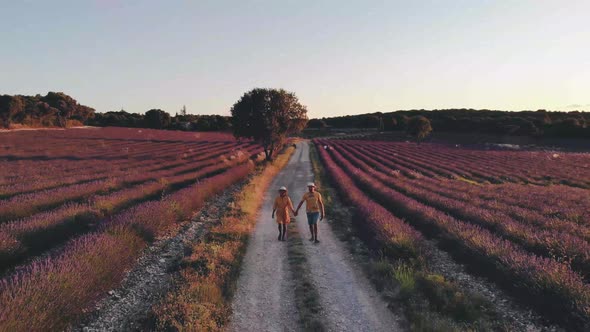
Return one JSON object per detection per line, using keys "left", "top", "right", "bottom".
{"left": 286, "top": 221, "right": 327, "bottom": 332}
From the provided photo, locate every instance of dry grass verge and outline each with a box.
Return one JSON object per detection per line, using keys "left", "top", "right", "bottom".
{"left": 152, "top": 144, "right": 297, "bottom": 331}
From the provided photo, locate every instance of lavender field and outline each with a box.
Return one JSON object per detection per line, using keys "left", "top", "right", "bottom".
{"left": 0, "top": 127, "right": 262, "bottom": 330}
{"left": 1, "top": 127, "right": 588, "bottom": 330}
{"left": 315, "top": 138, "right": 590, "bottom": 329}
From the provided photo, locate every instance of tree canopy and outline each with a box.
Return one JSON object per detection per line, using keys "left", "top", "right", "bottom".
{"left": 144, "top": 109, "right": 171, "bottom": 129}
{"left": 231, "top": 88, "right": 308, "bottom": 160}
{"left": 0, "top": 92, "right": 95, "bottom": 128}
{"left": 406, "top": 116, "right": 433, "bottom": 141}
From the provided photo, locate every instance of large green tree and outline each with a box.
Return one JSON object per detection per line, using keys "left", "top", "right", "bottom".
{"left": 0, "top": 95, "right": 24, "bottom": 127}
{"left": 0, "top": 92, "right": 95, "bottom": 128}
{"left": 231, "top": 88, "right": 308, "bottom": 161}
{"left": 144, "top": 109, "right": 171, "bottom": 129}
{"left": 406, "top": 115, "right": 433, "bottom": 142}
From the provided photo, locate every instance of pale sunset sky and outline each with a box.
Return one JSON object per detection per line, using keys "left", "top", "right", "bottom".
{"left": 1, "top": 0, "right": 588, "bottom": 118}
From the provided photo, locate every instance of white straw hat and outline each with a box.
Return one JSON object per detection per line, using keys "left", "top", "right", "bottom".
{"left": 279, "top": 186, "right": 287, "bottom": 191}
{"left": 307, "top": 182, "right": 315, "bottom": 187}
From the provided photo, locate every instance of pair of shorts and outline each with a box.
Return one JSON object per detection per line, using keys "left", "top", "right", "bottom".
{"left": 306, "top": 212, "right": 320, "bottom": 225}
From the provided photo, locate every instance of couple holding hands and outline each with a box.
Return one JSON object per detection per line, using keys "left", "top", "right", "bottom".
{"left": 272, "top": 182, "right": 325, "bottom": 243}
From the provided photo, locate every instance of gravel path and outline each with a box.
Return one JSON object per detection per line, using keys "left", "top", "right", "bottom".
{"left": 229, "top": 142, "right": 402, "bottom": 332}
{"left": 77, "top": 183, "right": 242, "bottom": 331}
{"left": 292, "top": 142, "right": 402, "bottom": 332}
{"left": 227, "top": 155, "right": 300, "bottom": 332}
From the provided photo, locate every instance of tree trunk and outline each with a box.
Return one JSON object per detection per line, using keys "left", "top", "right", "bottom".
{"left": 265, "top": 147, "right": 275, "bottom": 161}
{"left": 263, "top": 141, "right": 276, "bottom": 161}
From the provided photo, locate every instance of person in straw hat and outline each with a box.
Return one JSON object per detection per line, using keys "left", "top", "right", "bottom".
{"left": 295, "top": 182, "right": 325, "bottom": 243}
{"left": 272, "top": 186, "right": 296, "bottom": 241}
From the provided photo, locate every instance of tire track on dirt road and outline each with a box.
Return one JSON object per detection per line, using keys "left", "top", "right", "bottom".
{"left": 229, "top": 142, "right": 402, "bottom": 332}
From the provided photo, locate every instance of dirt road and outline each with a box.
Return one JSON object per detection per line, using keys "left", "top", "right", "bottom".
{"left": 229, "top": 142, "right": 402, "bottom": 332}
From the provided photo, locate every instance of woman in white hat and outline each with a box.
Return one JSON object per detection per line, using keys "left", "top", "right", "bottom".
{"left": 295, "top": 182, "right": 325, "bottom": 243}
{"left": 272, "top": 186, "right": 296, "bottom": 241}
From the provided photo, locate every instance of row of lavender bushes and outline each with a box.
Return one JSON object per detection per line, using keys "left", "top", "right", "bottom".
{"left": 339, "top": 141, "right": 590, "bottom": 225}
{"left": 0, "top": 148, "right": 261, "bottom": 274}
{"left": 0, "top": 161, "right": 255, "bottom": 331}
{"left": 0, "top": 142, "right": 259, "bottom": 221}
{"left": 316, "top": 140, "right": 590, "bottom": 330}
{"left": 346, "top": 140, "right": 590, "bottom": 187}
{"left": 335, "top": 141, "right": 590, "bottom": 279}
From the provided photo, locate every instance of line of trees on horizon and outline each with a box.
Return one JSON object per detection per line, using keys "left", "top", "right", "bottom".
{"left": 0, "top": 92, "right": 232, "bottom": 132}
{"left": 88, "top": 108, "right": 232, "bottom": 132}
{"left": 0, "top": 92, "right": 95, "bottom": 128}
{"left": 2, "top": 92, "right": 589, "bottom": 139}
{"left": 307, "top": 109, "right": 590, "bottom": 139}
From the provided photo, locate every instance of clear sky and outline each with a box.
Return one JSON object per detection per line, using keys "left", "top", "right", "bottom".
{"left": 1, "top": 0, "right": 588, "bottom": 118}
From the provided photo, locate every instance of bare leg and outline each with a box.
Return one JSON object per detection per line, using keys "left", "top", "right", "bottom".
{"left": 281, "top": 224, "right": 287, "bottom": 241}
{"left": 313, "top": 224, "right": 319, "bottom": 243}
{"left": 309, "top": 225, "right": 314, "bottom": 241}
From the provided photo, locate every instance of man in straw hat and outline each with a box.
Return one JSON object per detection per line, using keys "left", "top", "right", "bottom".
{"left": 295, "top": 182, "right": 325, "bottom": 243}
{"left": 272, "top": 186, "right": 296, "bottom": 241}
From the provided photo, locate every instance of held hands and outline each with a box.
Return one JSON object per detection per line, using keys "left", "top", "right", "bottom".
{"left": 320, "top": 213, "right": 325, "bottom": 221}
